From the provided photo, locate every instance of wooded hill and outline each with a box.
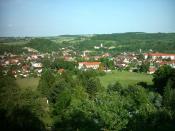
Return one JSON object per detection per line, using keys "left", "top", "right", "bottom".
{"left": 0, "top": 33, "right": 175, "bottom": 54}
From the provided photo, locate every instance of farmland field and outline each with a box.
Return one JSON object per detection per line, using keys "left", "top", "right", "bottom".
{"left": 99, "top": 70, "right": 153, "bottom": 87}
{"left": 15, "top": 77, "right": 40, "bottom": 91}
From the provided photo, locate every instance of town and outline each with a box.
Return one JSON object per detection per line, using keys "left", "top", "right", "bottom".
{"left": 1, "top": 43, "right": 175, "bottom": 78}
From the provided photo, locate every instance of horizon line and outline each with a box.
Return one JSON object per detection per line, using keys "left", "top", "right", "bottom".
{"left": 0, "top": 32, "right": 175, "bottom": 37}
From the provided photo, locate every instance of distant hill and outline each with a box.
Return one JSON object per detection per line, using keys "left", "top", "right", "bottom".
{"left": 73, "top": 33, "right": 175, "bottom": 53}
{"left": 0, "top": 38, "right": 60, "bottom": 54}
{"left": 26, "top": 38, "right": 60, "bottom": 53}
{"left": 0, "top": 33, "right": 175, "bottom": 54}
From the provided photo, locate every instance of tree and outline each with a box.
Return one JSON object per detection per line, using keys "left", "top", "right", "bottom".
{"left": 95, "top": 92, "right": 129, "bottom": 130}
{"left": 153, "top": 65, "right": 175, "bottom": 94}
{"left": 51, "top": 58, "right": 76, "bottom": 71}
{"left": 49, "top": 79, "right": 71, "bottom": 104}
{"left": 107, "top": 81, "right": 123, "bottom": 93}
{"left": 0, "top": 107, "right": 46, "bottom": 131}
{"left": 38, "top": 68, "right": 55, "bottom": 97}
{"left": 86, "top": 78, "right": 101, "bottom": 98}
{"left": 0, "top": 75, "right": 20, "bottom": 111}
{"left": 138, "top": 62, "right": 149, "bottom": 73}
{"left": 100, "top": 58, "right": 115, "bottom": 70}
{"left": 77, "top": 70, "right": 103, "bottom": 98}
{"left": 163, "top": 79, "right": 175, "bottom": 110}
{"left": 0, "top": 75, "right": 47, "bottom": 131}
{"left": 42, "top": 57, "right": 52, "bottom": 68}
{"left": 26, "top": 38, "right": 60, "bottom": 53}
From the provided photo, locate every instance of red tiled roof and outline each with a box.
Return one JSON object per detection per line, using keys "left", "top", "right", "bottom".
{"left": 58, "top": 68, "right": 64, "bottom": 73}
{"left": 159, "top": 61, "right": 175, "bottom": 65}
{"left": 144, "top": 53, "right": 175, "bottom": 56}
{"left": 79, "top": 62, "right": 101, "bottom": 65}
{"left": 148, "top": 67, "right": 156, "bottom": 72}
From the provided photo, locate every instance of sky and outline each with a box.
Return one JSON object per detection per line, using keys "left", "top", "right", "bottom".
{"left": 0, "top": 0, "right": 175, "bottom": 36}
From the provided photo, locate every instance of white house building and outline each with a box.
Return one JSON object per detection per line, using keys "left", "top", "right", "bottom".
{"left": 78, "top": 62, "right": 101, "bottom": 70}
{"left": 144, "top": 53, "right": 175, "bottom": 60}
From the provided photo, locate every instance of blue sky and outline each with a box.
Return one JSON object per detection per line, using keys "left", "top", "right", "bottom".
{"left": 0, "top": 0, "right": 175, "bottom": 36}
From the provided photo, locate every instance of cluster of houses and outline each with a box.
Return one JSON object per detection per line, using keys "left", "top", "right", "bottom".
{"left": 114, "top": 52, "right": 139, "bottom": 70}
{"left": 77, "top": 52, "right": 175, "bottom": 73}
{"left": 144, "top": 53, "right": 175, "bottom": 74}
{"left": 113, "top": 52, "right": 175, "bottom": 74}
{"left": 1, "top": 45, "right": 175, "bottom": 78}
{"left": 0, "top": 53, "right": 43, "bottom": 78}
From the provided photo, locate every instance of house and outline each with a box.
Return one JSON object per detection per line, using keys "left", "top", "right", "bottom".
{"left": 31, "top": 54, "right": 38, "bottom": 60}
{"left": 31, "top": 62, "right": 43, "bottom": 68}
{"left": 102, "top": 53, "right": 110, "bottom": 58}
{"left": 10, "top": 59, "right": 19, "bottom": 64}
{"left": 108, "top": 46, "right": 115, "bottom": 49}
{"left": 94, "top": 46, "right": 100, "bottom": 49}
{"left": 144, "top": 53, "right": 175, "bottom": 60}
{"left": 82, "top": 56, "right": 90, "bottom": 60}
{"left": 64, "top": 56, "right": 74, "bottom": 61}
{"left": 147, "top": 66, "right": 156, "bottom": 74}
{"left": 22, "top": 64, "right": 30, "bottom": 73}
{"left": 57, "top": 68, "right": 64, "bottom": 74}
{"left": 159, "top": 61, "right": 175, "bottom": 68}
{"left": 23, "top": 47, "right": 38, "bottom": 53}
{"left": 78, "top": 62, "right": 101, "bottom": 70}
{"left": 94, "top": 56, "right": 101, "bottom": 60}
{"left": 4, "top": 60, "right": 10, "bottom": 65}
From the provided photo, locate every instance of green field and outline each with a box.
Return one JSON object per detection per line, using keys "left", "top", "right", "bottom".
{"left": 2, "top": 40, "right": 29, "bottom": 45}
{"left": 15, "top": 71, "right": 153, "bottom": 90}
{"left": 16, "top": 77, "right": 40, "bottom": 91}
{"left": 99, "top": 71, "right": 153, "bottom": 87}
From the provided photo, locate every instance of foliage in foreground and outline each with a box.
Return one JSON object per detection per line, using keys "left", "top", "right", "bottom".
{"left": 0, "top": 73, "right": 49, "bottom": 131}
{"left": 0, "top": 66, "right": 175, "bottom": 130}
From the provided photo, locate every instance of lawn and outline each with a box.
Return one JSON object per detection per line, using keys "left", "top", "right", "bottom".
{"left": 16, "top": 77, "right": 40, "bottom": 91}
{"left": 15, "top": 71, "right": 153, "bottom": 90}
{"left": 99, "top": 70, "right": 153, "bottom": 87}
{"left": 3, "top": 40, "right": 29, "bottom": 45}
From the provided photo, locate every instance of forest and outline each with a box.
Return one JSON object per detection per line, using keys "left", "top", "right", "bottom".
{"left": 0, "top": 65, "right": 175, "bottom": 131}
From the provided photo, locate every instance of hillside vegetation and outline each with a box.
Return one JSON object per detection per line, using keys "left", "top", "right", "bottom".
{"left": 74, "top": 33, "right": 175, "bottom": 53}
{"left": 0, "top": 33, "right": 175, "bottom": 54}
{"left": 1, "top": 66, "right": 175, "bottom": 130}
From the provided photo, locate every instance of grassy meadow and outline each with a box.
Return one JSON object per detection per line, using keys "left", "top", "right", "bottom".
{"left": 15, "top": 71, "right": 153, "bottom": 90}
{"left": 99, "top": 70, "right": 153, "bottom": 87}
{"left": 16, "top": 77, "right": 40, "bottom": 91}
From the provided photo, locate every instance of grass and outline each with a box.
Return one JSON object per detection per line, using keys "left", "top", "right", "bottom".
{"left": 16, "top": 77, "right": 40, "bottom": 91}
{"left": 2, "top": 40, "right": 29, "bottom": 45}
{"left": 15, "top": 71, "right": 153, "bottom": 90}
{"left": 99, "top": 70, "right": 153, "bottom": 87}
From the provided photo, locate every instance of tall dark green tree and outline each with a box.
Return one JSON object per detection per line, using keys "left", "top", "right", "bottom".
{"left": 49, "top": 78, "right": 71, "bottom": 104}
{"left": 38, "top": 68, "right": 55, "bottom": 97}
{"left": 0, "top": 74, "right": 47, "bottom": 131}
{"left": 153, "top": 65, "right": 175, "bottom": 94}
{"left": 138, "top": 62, "right": 149, "bottom": 73}
{"left": 163, "top": 79, "right": 175, "bottom": 110}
